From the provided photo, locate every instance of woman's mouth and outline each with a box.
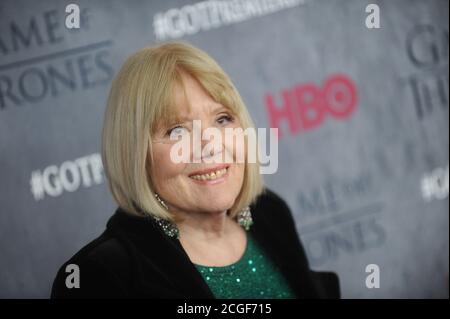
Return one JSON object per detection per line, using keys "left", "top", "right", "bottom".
{"left": 188, "top": 165, "right": 230, "bottom": 183}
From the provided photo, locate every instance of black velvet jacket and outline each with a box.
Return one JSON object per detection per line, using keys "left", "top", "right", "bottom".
{"left": 51, "top": 189, "right": 340, "bottom": 298}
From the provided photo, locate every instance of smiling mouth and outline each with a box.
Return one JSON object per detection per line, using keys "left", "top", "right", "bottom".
{"left": 189, "top": 165, "right": 229, "bottom": 181}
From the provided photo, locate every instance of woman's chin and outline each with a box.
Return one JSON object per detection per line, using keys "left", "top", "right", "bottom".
{"left": 194, "top": 198, "right": 235, "bottom": 214}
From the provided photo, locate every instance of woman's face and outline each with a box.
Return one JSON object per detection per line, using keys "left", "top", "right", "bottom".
{"left": 149, "top": 72, "right": 245, "bottom": 216}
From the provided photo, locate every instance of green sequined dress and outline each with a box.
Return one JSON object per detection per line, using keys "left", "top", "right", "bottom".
{"left": 194, "top": 233, "right": 296, "bottom": 299}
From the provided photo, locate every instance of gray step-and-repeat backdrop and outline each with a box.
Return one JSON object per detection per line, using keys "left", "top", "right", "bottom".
{"left": 0, "top": 0, "right": 448, "bottom": 298}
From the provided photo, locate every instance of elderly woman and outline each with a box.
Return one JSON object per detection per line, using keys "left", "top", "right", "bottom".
{"left": 51, "top": 41, "right": 339, "bottom": 299}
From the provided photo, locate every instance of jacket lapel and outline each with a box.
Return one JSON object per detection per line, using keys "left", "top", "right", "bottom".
{"left": 107, "top": 208, "right": 214, "bottom": 298}
{"left": 249, "top": 199, "right": 320, "bottom": 298}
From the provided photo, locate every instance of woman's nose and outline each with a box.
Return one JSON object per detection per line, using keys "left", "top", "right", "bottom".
{"left": 191, "top": 126, "right": 225, "bottom": 163}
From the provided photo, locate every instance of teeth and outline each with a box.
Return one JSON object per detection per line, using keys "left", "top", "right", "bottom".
{"left": 191, "top": 168, "right": 227, "bottom": 181}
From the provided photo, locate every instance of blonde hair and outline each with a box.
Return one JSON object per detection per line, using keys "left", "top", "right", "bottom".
{"left": 101, "top": 41, "right": 264, "bottom": 221}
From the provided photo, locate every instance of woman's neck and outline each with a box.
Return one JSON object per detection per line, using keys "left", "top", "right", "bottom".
{"left": 175, "top": 209, "right": 234, "bottom": 241}
{"left": 175, "top": 209, "right": 247, "bottom": 267}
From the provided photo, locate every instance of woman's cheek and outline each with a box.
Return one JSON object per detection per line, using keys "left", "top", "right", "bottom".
{"left": 151, "top": 144, "right": 181, "bottom": 185}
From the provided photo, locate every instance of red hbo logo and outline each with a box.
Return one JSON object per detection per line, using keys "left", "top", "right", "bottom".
{"left": 265, "top": 74, "right": 358, "bottom": 139}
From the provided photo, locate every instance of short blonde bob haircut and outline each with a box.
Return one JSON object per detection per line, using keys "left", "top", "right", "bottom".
{"left": 102, "top": 41, "right": 264, "bottom": 222}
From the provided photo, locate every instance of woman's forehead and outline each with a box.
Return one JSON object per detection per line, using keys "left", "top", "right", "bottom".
{"left": 154, "top": 69, "right": 237, "bottom": 129}
{"left": 166, "top": 102, "right": 229, "bottom": 125}
{"left": 174, "top": 73, "right": 217, "bottom": 108}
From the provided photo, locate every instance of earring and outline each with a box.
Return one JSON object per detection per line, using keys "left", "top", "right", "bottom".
{"left": 151, "top": 194, "right": 253, "bottom": 238}
{"left": 153, "top": 193, "right": 179, "bottom": 239}
{"left": 152, "top": 214, "right": 180, "bottom": 239}
{"left": 154, "top": 193, "right": 169, "bottom": 210}
{"left": 237, "top": 206, "right": 253, "bottom": 231}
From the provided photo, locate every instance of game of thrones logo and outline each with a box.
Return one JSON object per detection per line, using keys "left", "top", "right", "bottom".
{"left": 0, "top": 8, "right": 114, "bottom": 109}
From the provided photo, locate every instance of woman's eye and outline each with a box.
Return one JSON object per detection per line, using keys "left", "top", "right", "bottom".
{"left": 217, "top": 115, "right": 234, "bottom": 125}
{"left": 167, "top": 126, "right": 188, "bottom": 139}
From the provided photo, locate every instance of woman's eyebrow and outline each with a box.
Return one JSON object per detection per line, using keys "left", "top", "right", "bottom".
{"left": 209, "top": 104, "right": 228, "bottom": 114}
{"left": 165, "top": 104, "right": 229, "bottom": 127}
{"left": 166, "top": 117, "right": 191, "bottom": 127}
